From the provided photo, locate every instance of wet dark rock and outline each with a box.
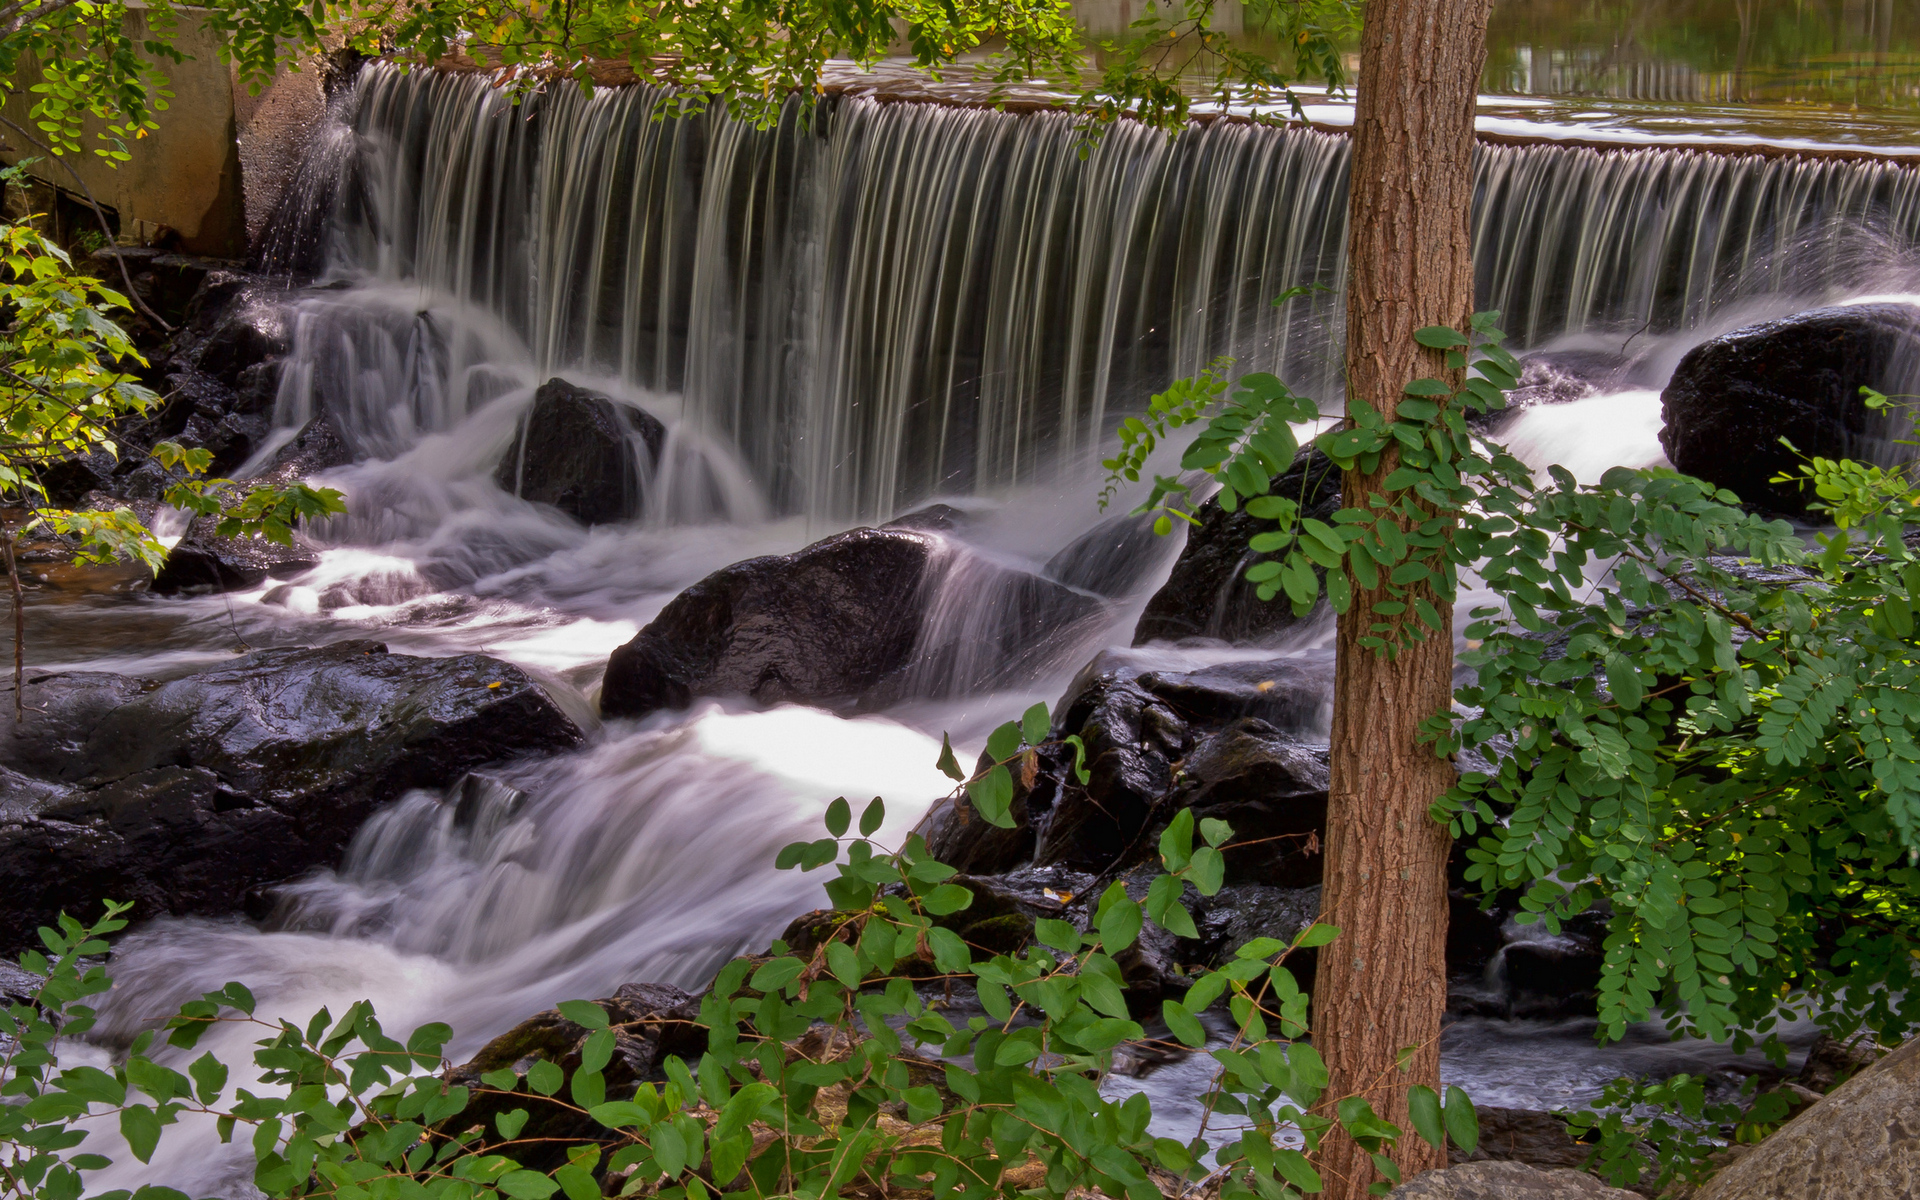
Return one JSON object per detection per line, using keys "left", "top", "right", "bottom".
{"left": 1193, "top": 883, "right": 1321, "bottom": 990}
{"left": 1795, "top": 1031, "right": 1885, "bottom": 1093}
{"left": 1045, "top": 512, "right": 1166, "bottom": 599}
{"left": 1133, "top": 447, "right": 1342, "bottom": 645}
{"left": 187, "top": 279, "right": 292, "bottom": 391}
{"left": 258, "top": 411, "right": 354, "bottom": 485}
{"left": 149, "top": 526, "right": 320, "bottom": 594}
{"left": 36, "top": 450, "right": 120, "bottom": 506}
{"left": 1165, "top": 720, "right": 1329, "bottom": 886}
{"left": 183, "top": 410, "right": 275, "bottom": 477}
{"left": 1136, "top": 655, "right": 1333, "bottom": 731}
{"left": 1499, "top": 924, "right": 1606, "bottom": 1019}
{"left": 0, "top": 641, "right": 583, "bottom": 953}
{"left": 1446, "top": 890, "right": 1508, "bottom": 978}
{"left": 925, "top": 651, "right": 1334, "bottom": 880}
{"left": 231, "top": 359, "right": 284, "bottom": 416}
{"left": 1661, "top": 303, "right": 1920, "bottom": 516}
{"left": 601, "top": 526, "right": 937, "bottom": 719}
{"left": 0, "top": 960, "right": 42, "bottom": 1007}
{"left": 1391, "top": 1161, "right": 1641, "bottom": 1199}
{"left": 1030, "top": 671, "right": 1184, "bottom": 871}
{"left": 1448, "top": 1107, "right": 1592, "bottom": 1171}
{"left": 494, "top": 378, "right": 666, "bottom": 527}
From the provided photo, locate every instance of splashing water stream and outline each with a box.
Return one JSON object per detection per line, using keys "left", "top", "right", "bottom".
{"left": 19, "top": 61, "right": 1920, "bottom": 1194}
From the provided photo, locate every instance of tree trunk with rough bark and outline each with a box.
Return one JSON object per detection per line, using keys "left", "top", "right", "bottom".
{"left": 1311, "top": 2, "right": 1493, "bottom": 1197}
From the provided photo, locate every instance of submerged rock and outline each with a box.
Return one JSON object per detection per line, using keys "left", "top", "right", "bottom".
{"left": 1692, "top": 1033, "right": 1919, "bottom": 1200}
{"left": 1660, "top": 302, "right": 1920, "bottom": 516}
{"left": 1133, "top": 448, "right": 1342, "bottom": 645}
{"left": 599, "top": 526, "right": 1104, "bottom": 720}
{"left": 0, "top": 641, "right": 583, "bottom": 952}
{"left": 494, "top": 378, "right": 666, "bottom": 527}
{"left": 1044, "top": 512, "right": 1167, "bottom": 599}
{"left": 1448, "top": 1107, "right": 1593, "bottom": 1172}
{"left": 1390, "top": 1161, "right": 1641, "bottom": 1199}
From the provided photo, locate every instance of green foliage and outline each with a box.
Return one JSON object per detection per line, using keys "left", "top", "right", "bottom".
{"left": 0, "top": 220, "right": 155, "bottom": 505}
{"left": 0, "top": 220, "right": 344, "bottom": 574}
{"left": 3, "top": 714, "right": 1479, "bottom": 1198}
{"left": 1128, "top": 314, "right": 1920, "bottom": 1183}
{"left": 1558, "top": 1072, "right": 1801, "bottom": 1194}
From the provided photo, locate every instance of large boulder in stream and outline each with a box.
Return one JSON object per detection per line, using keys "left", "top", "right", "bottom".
{"left": 1661, "top": 302, "right": 1920, "bottom": 516}
{"left": 1389, "top": 1161, "right": 1641, "bottom": 1199}
{"left": 0, "top": 641, "right": 583, "bottom": 952}
{"left": 1133, "top": 448, "right": 1342, "bottom": 645}
{"left": 1691, "top": 1033, "right": 1919, "bottom": 1200}
{"left": 599, "top": 526, "right": 1106, "bottom": 720}
{"left": 495, "top": 378, "right": 666, "bottom": 526}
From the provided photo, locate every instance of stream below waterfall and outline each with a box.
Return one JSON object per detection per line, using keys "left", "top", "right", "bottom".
{"left": 15, "top": 48, "right": 1920, "bottom": 1195}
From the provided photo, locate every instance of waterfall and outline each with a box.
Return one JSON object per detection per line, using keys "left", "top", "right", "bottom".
{"left": 265, "top": 62, "right": 1920, "bottom": 527}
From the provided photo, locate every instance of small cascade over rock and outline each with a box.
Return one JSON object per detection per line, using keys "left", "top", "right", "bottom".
{"left": 599, "top": 525, "right": 1109, "bottom": 719}
{"left": 494, "top": 378, "right": 666, "bottom": 526}
{"left": 1661, "top": 301, "right": 1920, "bottom": 515}
{"left": 0, "top": 642, "right": 582, "bottom": 954}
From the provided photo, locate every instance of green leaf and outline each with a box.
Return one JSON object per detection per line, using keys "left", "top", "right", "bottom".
{"left": 1161, "top": 1001, "right": 1205, "bottom": 1048}
{"left": 967, "top": 764, "right": 1016, "bottom": 828}
{"left": 1188, "top": 846, "right": 1225, "bottom": 896}
{"left": 922, "top": 883, "right": 974, "bottom": 916}
{"left": 825, "top": 796, "right": 851, "bottom": 837}
{"left": 1159, "top": 807, "right": 1195, "bottom": 870}
{"left": 1021, "top": 702, "right": 1051, "bottom": 745}
{"left": 750, "top": 956, "right": 805, "bottom": 993}
{"left": 859, "top": 796, "right": 885, "bottom": 837}
{"left": 1295, "top": 923, "right": 1340, "bottom": 948}
{"left": 497, "top": 1108, "right": 529, "bottom": 1139}
{"left": 985, "top": 720, "right": 1024, "bottom": 762}
{"left": 936, "top": 733, "right": 965, "bottom": 781}
{"left": 1444, "top": 1086, "right": 1479, "bottom": 1154}
{"left": 556, "top": 1000, "right": 609, "bottom": 1030}
{"left": 1095, "top": 884, "right": 1144, "bottom": 952}
{"left": 555, "top": 1162, "right": 602, "bottom": 1200}
{"left": 1413, "top": 325, "right": 1469, "bottom": 349}
{"left": 1407, "top": 1084, "right": 1444, "bottom": 1150}
{"left": 119, "top": 1104, "right": 161, "bottom": 1164}
{"left": 187, "top": 1053, "right": 227, "bottom": 1104}
{"left": 526, "top": 1060, "right": 565, "bottom": 1097}
{"left": 497, "top": 1169, "right": 561, "bottom": 1199}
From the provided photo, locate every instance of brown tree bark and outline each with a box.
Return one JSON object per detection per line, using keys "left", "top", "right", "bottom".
{"left": 1311, "top": 2, "right": 1492, "bottom": 1197}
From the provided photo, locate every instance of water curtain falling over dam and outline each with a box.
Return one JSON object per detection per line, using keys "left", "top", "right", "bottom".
{"left": 275, "top": 62, "right": 1920, "bottom": 524}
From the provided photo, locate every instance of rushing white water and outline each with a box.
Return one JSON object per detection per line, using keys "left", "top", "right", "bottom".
{"left": 23, "top": 62, "right": 1920, "bottom": 1196}
{"left": 264, "top": 63, "right": 1920, "bottom": 524}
